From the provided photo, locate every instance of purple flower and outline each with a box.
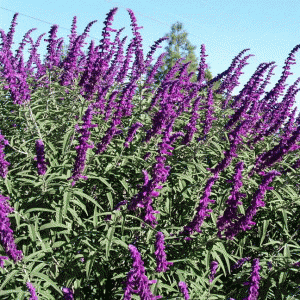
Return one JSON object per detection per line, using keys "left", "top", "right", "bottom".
{"left": 196, "top": 44, "right": 209, "bottom": 84}
{"left": 0, "top": 194, "right": 23, "bottom": 263}
{"left": 217, "top": 161, "right": 246, "bottom": 239}
{"left": 26, "top": 281, "right": 38, "bottom": 300}
{"left": 243, "top": 258, "right": 261, "bottom": 300}
{"left": 178, "top": 281, "right": 190, "bottom": 300}
{"left": 154, "top": 232, "right": 173, "bottom": 273}
{"left": 124, "top": 122, "right": 143, "bottom": 148}
{"left": 292, "top": 261, "right": 300, "bottom": 267}
{"left": 123, "top": 244, "right": 162, "bottom": 300}
{"left": 201, "top": 86, "right": 218, "bottom": 137}
{"left": 67, "top": 105, "right": 97, "bottom": 186}
{"left": 231, "top": 257, "right": 251, "bottom": 271}
{"left": 62, "top": 287, "right": 74, "bottom": 300}
{"left": 33, "top": 139, "right": 48, "bottom": 176}
{"left": 209, "top": 261, "right": 219, "bottom": 283}
{"left": 177, "top": 173, "right": 219, "bottom": 240}
{"left": 182, "top": 95, "right": 201, "bottom": 145}
{"left": 224, "top": 170, "right": 280, "bottom": 240}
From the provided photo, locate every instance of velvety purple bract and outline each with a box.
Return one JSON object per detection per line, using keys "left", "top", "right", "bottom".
{"left": 123, "top": 244, "right": 162, "bottom": 300}
{"left": 242, "top": 258, "right": 261, "bottom": 300}
{"left": 33, "top": 139, "right": 48, "bottom": 175}
{"left": 0, "top": 194, "right": 23, "bottom": 264}
{"left": 26, "top": 281, "right": 38, "bottom": 300}
{"left": 178, "top": 281, "right": 190, "bottom": 300}
{"left": 62, "top": 287, "right": 74, "bottom": 300}
{"left": 209, "top": 261, "right": 219, "bottom": 283}
{"left": 154, "top": 231, "right": 173, "bottom": 273}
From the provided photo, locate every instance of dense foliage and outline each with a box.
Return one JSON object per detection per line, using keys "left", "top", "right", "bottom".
{"left": 0, "top": 7, "right": 300, "bottom": 299}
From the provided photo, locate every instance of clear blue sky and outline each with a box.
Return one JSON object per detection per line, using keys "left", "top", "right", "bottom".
{"left": 1, "top": 0, "right": 300, "bottom": 117}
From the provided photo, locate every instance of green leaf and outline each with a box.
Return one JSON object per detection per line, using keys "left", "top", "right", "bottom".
{"left": 4, "top": 177, "right": 12, "bottom": 194}
{"left": 214, "top": 242, "right": 233, "bottom": 274}
{"left": 209, "top": 140, "right": 224, "bottom": 158}
{"left": 70, "top": 198, "right": 88, "bottom": 216}
{"left": 34, "top": 289, "right": 56, "bottom": 300}
{"left": 264, "top": 239, "right": 282, "bottom": 246}
{"left": 87, "top": 175, "right": 114, "bottom": 191}
{"left": 113, "top": 238, "right": 129, "bottom": 250}
{"left": 31, "top": 262, "right": 48, "bottom": 274}
{"left": 176, "top": 269, "right": 186, "bottom": 283}
{"left": 120, "top": 178, "right": 129, "bottom": 192}
{"left": 28, "top": 223, "right": 36, "bottom": 242}
{"left": 285, "top": 185, "right": 298, "bottom": 201}
{"left": 62, "top": 127, "right": 75, "bottom": 156}
{"left": 46, "top": 140, "right": 58, "bottom": 156}
{"left": 193, "top": 158, "right": 208, "bottom": 173}
{"left": 62, "top": 189, "right": 72, "bottom": 218}
{"left": 270, "top": 189, "right": 283, "bottom": 203}
{"left": 260, "top": 219, "right": 270, "bottom": 247}
{"left": 283, "top": 244, "right": 291, "bottom": 258}
{"left": 52, "top": 241, "right": 67, "bottom": 248}
{"left": 40, "top": 221, "right": 69, "bottom": 231}
{"left": 55, "top": 205, "right": 63, "bottom": 224}
{"left": 15, "top": 178, "right": 40, "bottom": 188}
{"left": 68, "top": 207, "right": 84, "bottom": 227}
{"left": 0, "top": 269, "right": 19, "bottom": 291}
{"left": 0, "top": 288, "right": 23, "bottom": 296}
{"left": 16, "top": 290, "right": 26, "bottom": 300}
{"left": 280, "top": 209, "right": 289, "bottom": 231}
{"left": 30, "top": 272, "right": 63, "bottom": 295}
{"left": 93, "top": 205, "right": 98, "bottom": 229}
{"left": 106, "top": 226, "right": 116, "bottom": 259}
{"left": 23, "top": 250, "right": 47, "bottom": 263}
{"left": 25, "top": 208, "right": 55, "bottom": 214}
{"left": 104, "top": 163, "right": 114, "bottom": 173}
{"left": 106, "top": 192, "right": 113, "bottom": 210}
{"left": 73, "top": 190, "right": 103, "bottom": 210}
{"left": 86, "top": 251, "right": 96, "bottom": 281}
{"left": 212, "top": 246, "right": 226, "bottom": 275}
{"left": 165, "top": 195, "right": 171, "bottom": 214}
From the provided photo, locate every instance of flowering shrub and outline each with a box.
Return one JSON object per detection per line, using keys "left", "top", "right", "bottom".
{"left": 0, "top": 7, "right": 300, "bottom": 299}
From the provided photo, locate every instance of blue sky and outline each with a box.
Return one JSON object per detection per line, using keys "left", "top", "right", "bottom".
{"left": 1, "top": 0, "right": 300, "bottom": 117}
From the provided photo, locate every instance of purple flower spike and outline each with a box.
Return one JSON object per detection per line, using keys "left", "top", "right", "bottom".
{"left": 123, "top": 244, "right": 162, "bottom": 300}
{"left": 177, "top": 173, "right": 219, "bottom": 240}
{"left": 67, "top": 105, "right": 97, "bottom": 186}
{"left": 231, "top": 257, "right": 251, "bottom": 271}
{"left": 217, "top": 161, "right": 246, "bottom": 239}
{"left": 154, "top": 232, "right": 173, "bottom": 273}
{"left": 33, "top": 139, "right": 48, "bottom": 175}
{"left": 62, "top": 287, "right": 74, "bottom": 300}
{"left": 0, "top": 194, "right": 23, "bottom": 263}
{"left": 178, "top": 281, "right": 190, "bottom": 300}
{"left": 124, "top": 122, "right": 143, "bottom": 148}
{"left": 243, "top": 258, "right": 261, "bottom": 300}
{"left": 209, "top": 261, "right": 219, "bottom": 283}
{"left": 26, "top": 281, "right": 38, "bottom": 300}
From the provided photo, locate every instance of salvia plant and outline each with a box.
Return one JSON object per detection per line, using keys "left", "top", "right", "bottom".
{"left": 0, "top": 6, "right": 300, "bottom": 300}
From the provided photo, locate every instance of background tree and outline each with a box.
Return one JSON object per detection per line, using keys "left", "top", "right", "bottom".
{"left": 145, "top": 21, "right": 223, "bottom": 92}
